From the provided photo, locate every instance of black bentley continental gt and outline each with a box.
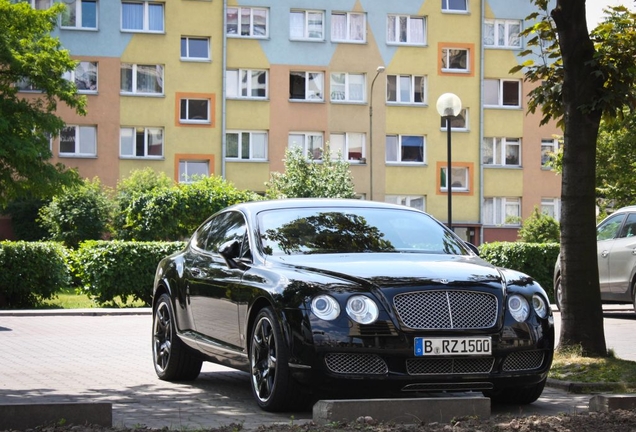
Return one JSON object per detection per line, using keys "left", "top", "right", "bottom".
{"left": 152, "top": 199, "right": 554, "bottom": 411}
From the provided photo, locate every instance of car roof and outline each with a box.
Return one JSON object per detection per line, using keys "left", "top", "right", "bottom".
{"left": 612, "top": 205, "right": 636, "bottom": 214}
{"left": 226, "top": 198, "right": 422, "bottom": 214}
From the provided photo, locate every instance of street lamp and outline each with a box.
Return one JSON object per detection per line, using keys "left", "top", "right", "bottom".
{"left": 369, "top": 65, "right": 385, "bottom": 201}
{"left": 436, "top": 93, "right": 462, "bottom": 230}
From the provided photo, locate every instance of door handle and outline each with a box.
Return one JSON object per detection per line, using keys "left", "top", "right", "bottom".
{"left": 601, "top": 250, "right": 610, "bottom": 258}
{"left": 190, "top": 267, "right": 202, "bottom": 276}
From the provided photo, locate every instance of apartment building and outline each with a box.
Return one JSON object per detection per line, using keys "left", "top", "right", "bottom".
{"left": 13, "top": 0, "right": 561, "bottom": 244}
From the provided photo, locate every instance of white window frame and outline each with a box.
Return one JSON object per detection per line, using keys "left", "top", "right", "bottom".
{"left": 329, "top": 132, "right": 366, "bottom": 163}
{"left": 331, "top": 11, "right": 366, "bottom": 43}
{"left": 180, "top": 37, "right": 210, "bottom": 61}
{"left": 289, "top": 71, "right": 324, "bottom": 101}
{"left": 15, "top": 78, "right": 40, "bottom": 92}
{"left": 442, "top": 0, "right": 468, "bottom": 12}
{"left": 60, "top": 0, "right": 97, "bottom": 29}
{"left": 21, "top": 0, "right": 50, "bottom": 10}
{"left": 387, "top": 14, "right": 426, "bottom": 45}
{"left": 440, "top": 166, "right": 469, "bottom": 191}
{"left": 484, "top": 19, "right": 522, "bottom": 49}
{"left": 483, "top": 137, "right": 521, "bottom": 166}
{"left": 385, "top": 135, "right": 426, "bottom": 164}
{"left": 226, "top": 7, "right": 269, "bottom": 38}
{"left": 386, "top": 75, "right": 426, "bottom": 105}
{"left": 288, "top": 132, "right": 324, "bottom": 160}
{"left": 121, "top": 1, "right": 164, "bottom": 33}
{"left": 179, "top": 98, "right": 210, "bottom": 124}
{"left": 290, "top": 10, "right": 324, "bottom": 41}
{"left": 385, "top": 195, "right": 425, "bottom": 211}
{"left": 226, "top": 69, "right": 268, "bottom": 99}
{"left": 226, "top": 131, "right": 268, "bottom": 161}
{"left": 483, "top": 197, "right": 521, "bottom": 226}
{"left": 484, "top": 78, "right": 521, "bottom": 108}
{"left": 440, "top": 108, "right": 468, "bottom": 131}
{"left": 541, "top": 138, "right": 561, "bottom": 168}
{"left": 59, "top": 125, "right": 97, "bottom": 157}
{"left": 119, "top": 126, "right": 164, "bottom": 159}
{"left": 63, "top": 61, "right": 97, "bottom": 94}
{"left": 120, "top": 64, "right": 164, "bottom": 96}
{"left": 330, "top": 72, "right": 366, "bottom": 103}
{"left": 541, "top": 198, "right": 561, "bottom": 221}
{"left": 442, "top": 48, "right": 469, "bottom": 73}
{"left": 179, "top": 160, "right": 209, "bottom": 184}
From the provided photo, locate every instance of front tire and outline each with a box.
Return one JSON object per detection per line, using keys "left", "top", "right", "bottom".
{"left": 554, "top": 274, "right": 563, "bottom": 311}
{"left": 152, "top": 293, "right": 202, "bottom": 381}
{"left": 483, "top": 377, "right": 546, "bottom": 405}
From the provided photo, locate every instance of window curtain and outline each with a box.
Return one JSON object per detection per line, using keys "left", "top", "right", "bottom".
{"left": 120, "top": 128, "right": 133, "bottom": 156}
{"left": 147, "top": 128, "right": 163, "bottom": 156}
{"left": 347, "top": 133, "right": 364, "bottom": 160}
{"left": 226, "top": 70, "right": 238, "bottom": 98}
{"left": 349, "top": 13, "right": 364, "bottom": 41}
{"left": 251, "top": 70, "right": 266, "bottom": 97}
{"left": 483, "top": 199, "right": 494, "bottom": 224}
{"left": 120, "top": 64, "right": 133, "bottom": 92}
{"left": 331, "top": 13, "right": 346, "bottom": 40}
{"left": 409, "top": 17, "right": 424, "bottom": 44}
{"left": 240, "top": 8, "right": 251, "bottom": 35}
{"left": 385, "top": 136, "right": 398, "bottom": 162}
{"left": 483, "top": 22, "right": 495, "bottom": 45}
{"left": 253, "top": 9, "right": 267, "bottom": 36}
{"left": 399, "top": 76, "right": 411, "bottom": 103}
{"left": 226, "top": 133, "right": 239, "bottom": 158}
{"left": 289, "top": 12, "right": 304, "bottom": 38}
{"left": 241, "top": 133, "right": 250, "bottom": 159}
{"left": 307, "top": 73, "right": 323, "bottom": 100}
{"left": 252, "top": 133, "right": 267, "bottom": 159}
{"left": 122, "top": 2, "right": 143, "bottom": 30}
{"left": 508, "top": 22, "right": 521, "bottom": 46}
{"left": 308, "top": 12, "right": 323, "bottom": 38}
{"left": 329, "top": 134, "right": 345, "bottom": 159}
{"left": 79, "top": 126, "right": 96, "bottom": 155}
{"left": 349, "top": 73, "right": 364, "bottom": 101}
{"left": 148, "top": 3, "right": 163, "bottom": 31}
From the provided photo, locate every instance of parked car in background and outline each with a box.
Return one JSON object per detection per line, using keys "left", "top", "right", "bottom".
{"left": 553, "top": 205, "right": 636, "bottom": 312}
{"left": 152, "top": 199, "right": 554, "bottom": 412}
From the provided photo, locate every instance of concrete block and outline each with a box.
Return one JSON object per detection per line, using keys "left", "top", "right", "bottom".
{"left": 589, "top": 394, "right": 636, "bottom": 412}
{"left": 313, "top": 397, "right": 490, "bottom": 425}
{"left": 0, "top": 402, "right": 112, "bottom": 430}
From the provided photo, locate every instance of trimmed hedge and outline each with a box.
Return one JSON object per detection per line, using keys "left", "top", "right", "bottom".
{"left": 0, "top": 241, "right": 70, "bottom": 308}
{"left": 478, "top": 242, "right": 560, "bottom": 302}
{"left": 71, "top": 240, "right": 185, "bottom": 307}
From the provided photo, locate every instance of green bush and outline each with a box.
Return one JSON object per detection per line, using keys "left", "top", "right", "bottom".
{"left": 518, "top": 207, "right": 560, "bottom": 243}
{"left": 3, "top": 198, "right": 50, "bottom": 241}
{"left": 71, "top": 240, "right": 185, "bottom": 306}
{"left": 478, "top": 242, "right": 560, "bottom": 302}
{"left": 0, "top": 241, "right": 70, "bottom": 308}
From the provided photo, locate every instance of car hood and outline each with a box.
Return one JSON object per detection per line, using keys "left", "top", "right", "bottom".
{"left": 269, "top": 253, "right": 504, "bottom": 288}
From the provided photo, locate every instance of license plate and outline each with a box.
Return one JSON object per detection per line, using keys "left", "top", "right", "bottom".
{"left": 414, "top": 337, "right": 491, "bottom": 356}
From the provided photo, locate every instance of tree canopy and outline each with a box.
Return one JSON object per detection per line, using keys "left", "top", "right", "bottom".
{"left": 0, "top": 0, "right": 85, "bottom": 209}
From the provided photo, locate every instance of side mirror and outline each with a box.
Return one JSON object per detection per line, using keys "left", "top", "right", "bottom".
{"left": 219, "top": 239, "right": 242, "bottom": 268}
{"left": 464, "top": 242, "right": 480, "bottom": 256}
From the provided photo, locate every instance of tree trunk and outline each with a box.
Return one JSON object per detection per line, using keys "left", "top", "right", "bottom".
{"left": 552, "top": 0, "right": 607, "bottom": 356}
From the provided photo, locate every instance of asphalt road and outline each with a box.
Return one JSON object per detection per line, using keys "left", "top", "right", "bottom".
{"left": 0, "top": 305, "right": 634, "bottom": 430}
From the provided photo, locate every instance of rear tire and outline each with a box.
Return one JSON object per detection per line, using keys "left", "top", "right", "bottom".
{"left": 483, "top": 377, "right": 546, "bottom": 405}
{"left": 152, "top": 293, "right": 202, "bottom": 381}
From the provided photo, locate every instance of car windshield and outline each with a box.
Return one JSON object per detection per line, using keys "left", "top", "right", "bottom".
{"left": 257, "top": 207, "right": 469, "bottom": 256}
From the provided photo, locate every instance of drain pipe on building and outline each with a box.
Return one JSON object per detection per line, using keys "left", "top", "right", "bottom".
{"left": 221, "top": 0, "right": 227, "bottom": 179}
{"left": 479, "top": 0, "right": 486, "bottom": 245}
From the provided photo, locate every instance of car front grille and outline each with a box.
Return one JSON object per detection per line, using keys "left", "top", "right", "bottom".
{"left": 402, "top": 382, "right": 494, "bottom": 392}
{"left": 502, "top": 350, "right": 545, "bottom": 371}
{"left": 324, "top": 353, "right": 388, "bottom": 375}
{"left": 393, "top": 290, "right": 498, "bottom": 330}
{"left": 406, "top": 357, "right": 495, "bottom": 375}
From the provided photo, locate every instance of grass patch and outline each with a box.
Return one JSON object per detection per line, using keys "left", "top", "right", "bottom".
{"left": 37, "top": 287, "right": 146, "bottom": 309}
{"left": 550, "top": 345, "right": 636, "bottom": 392}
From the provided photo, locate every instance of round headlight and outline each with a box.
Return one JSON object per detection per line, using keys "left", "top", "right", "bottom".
{"left": 532, "top": 294, "right": 549, "bottom": 319}
{"left": 311, "top": 295, "right": 340, "bottom": 321}
{"left": 508, "top": 294, "right": 529, "bottom": 322}
{"left": 346, "top": 295, "right": 379, "bottom": 324}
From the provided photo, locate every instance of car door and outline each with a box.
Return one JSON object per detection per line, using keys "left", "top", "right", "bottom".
{"left": 609, "top": 212, "right": 636, "bottom": 297}
{"left": 597, "top": 213, "right": 627, "bottom": 297}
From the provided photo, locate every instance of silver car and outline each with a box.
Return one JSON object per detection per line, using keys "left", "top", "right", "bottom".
{"left": 553, "top": 205, "right": 636, "bottom": 311}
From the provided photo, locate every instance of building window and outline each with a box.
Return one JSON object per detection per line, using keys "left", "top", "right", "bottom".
{"left": 226, "top": 69, "right": 268, "bottom": 99}
{"left": 330, "top": 73, "right": 365, "bottom": 102}
{"left": 484, "top": 79, "right": 521, "bottom": 108}
{"left": 441, "top": 48, "right": 469, "bottom": 72}
{"left": 19, "top": 0, "right": 50, "bottom": 9}
{"left": 541, "top": 198, "right": 561, "bottom": 221}
{"left": 120, "top": 64, "right": 163, "bottom": 95}
{"left": 60, "top": 0, "right": 97, "bottom": 29}
{"left": 483, "top": 137, "right": 521, "bottom": 166}
{"left": 483, "top": 197, "right": 521, "bottom": 226}
{"left": 59, "top": 125, "right": 96, "bottom": 157}
{"left": 180, "top": 37, "right": 210, "bottom": 61}
{"left": 541, "top": 138, "right": 561, "bottom": 168}
{"left": 331, "top": 12, "right": 365, "bottom": 43}
{"left": 290, "top": 10, "right": 324, "bottom": 40}
{"left": 63, "top": 61, "right": 97, "bottom": 93}
{"left": 120, "top": 127, "right": 163, "bottom": 158}
{"left": 226, "top": 131, "right": 267, "bottom": 161}
{"left": 385, "top": 195, "right": 425, "bottom": 211}
{"left": 442, "top": 0, "right": 468, "bottom": 12}
{"left": 121, "top": 1, "right": 164, "bottom": 33}
{"left": 440, "top": 108, "right": 468, "bottom": 131}
{"left": 179, "top": 160, "right": 209, "bottom": 183}
{"left": 484, "top": 19, "right": 521, "bottom": 48}
{"left": 289, "top": 132, "right": 323, "bottom": 160}
{"left": 387, "top": 15, "right": 426, "bottom": 45}
{"left": 329, "top": 132, "right": 365, "bottom": 163}
{"left": 179, "top": 98, "right": 210, "bottom": 124}
{"left": 440, "top": 166, "right": 469, "bottom": 191}
{"left": 289, "top": 71, "right": 324, "bottom": 101}
{"left": 226, "top": 7, "right": 268, "bottom": 38}
{"left": 386, "top": 75, "right": 426, "bottom": 104}
{"left": 386, "top": 135, "right": 425, "bottom": 163}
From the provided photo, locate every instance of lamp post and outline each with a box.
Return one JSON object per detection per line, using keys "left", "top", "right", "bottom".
{"left": 436, "top": 93, "right": 462, "bottom": 230}
{"left": 369, "top": 65, "right": 385, "bottom": 201}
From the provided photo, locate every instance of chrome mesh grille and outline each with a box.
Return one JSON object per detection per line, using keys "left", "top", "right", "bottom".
{"left": 393, "top": 290, "right": 498, "bottom": 330}
{"left": 502, "top": 351, "right": 545, "bottom": 371}
{"left": 324, "top": 353, "right": 388, "bottom": 375}
{"left": 406, "top": 357, "right": 494, "bottom": 375}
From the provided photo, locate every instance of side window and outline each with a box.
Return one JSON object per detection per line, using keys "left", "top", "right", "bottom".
{"left": 618, "top": 213, "right": 636, "bottom": 238}
{"left": 597, "top": 214, "right": 626, "bottom": 241}
{"left": 205, "top": 211, "right": 248, "bottom": 255}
